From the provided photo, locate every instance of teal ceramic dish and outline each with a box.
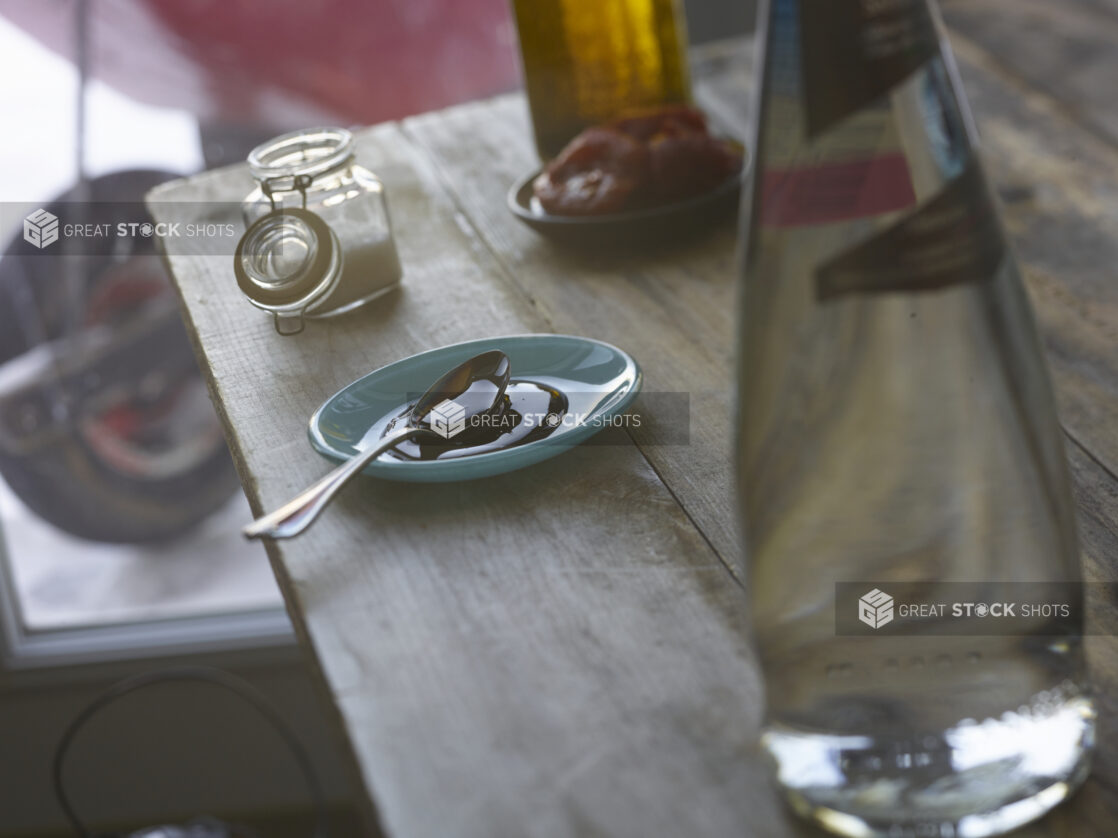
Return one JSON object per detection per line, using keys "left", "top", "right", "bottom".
{"left": 308, "top": 334, "right": 642, "bottom": 482}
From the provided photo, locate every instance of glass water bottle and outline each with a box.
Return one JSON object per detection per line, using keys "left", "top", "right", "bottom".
{"left": 736, "top": 1, "right": 1095, "bottom": 835}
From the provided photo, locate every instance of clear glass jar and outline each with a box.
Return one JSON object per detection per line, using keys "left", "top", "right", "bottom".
{"left": 236, "top": 127, "right": 401, "bottom": 334}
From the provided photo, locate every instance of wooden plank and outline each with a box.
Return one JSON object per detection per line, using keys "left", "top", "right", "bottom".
{"left": 986, "top": 443, "right": 1118, "bottom": 834}
{"left": 1079, "top": 0, "right": 1118, "bottom": 21}
{"left": 941, "top": 0, "right": 1118, "bottom": 147}
{"left": 402, "top": 32, "right": 1118, "bottom": 569}
{"left": 1065, "top": 439, "right": 1118, "bottom": 831}
{"left": 402, "top": 39, "right": 1118, "bottom": 834}
{"left": 144, "top": 37, "right": 1118, "bottom": 838}
{"left": 146, "top": 125, "right": 784, "bottom": 838}
{"left": 400, "top": 52, "right": 754, "bottom": 572}
{"left": 941, "top": 33, "right": 1118, "bottom": 483}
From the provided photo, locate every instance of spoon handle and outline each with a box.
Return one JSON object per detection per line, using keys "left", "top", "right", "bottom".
{"left": 243, "top": 427, "right": 419, "bottom": 540}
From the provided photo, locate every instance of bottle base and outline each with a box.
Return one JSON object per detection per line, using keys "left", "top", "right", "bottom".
{"left": 763, "top": 693, "right": 1095, "bottom": 838}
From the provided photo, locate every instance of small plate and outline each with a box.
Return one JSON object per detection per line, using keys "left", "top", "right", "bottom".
{"left": 309, "top": 334, "right": 641, "bottom": 482}
{"left": 507, "top": 143, "right": 748, "bottom": 244}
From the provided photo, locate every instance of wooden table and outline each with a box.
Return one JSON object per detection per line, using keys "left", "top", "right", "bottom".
{"left": 148, "top": 10, "right": 1118, "bottom": 837}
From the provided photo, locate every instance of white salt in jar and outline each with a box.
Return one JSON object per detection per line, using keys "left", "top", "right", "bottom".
{"left": 235, "top": 127, "right": 401, "bottom": 335}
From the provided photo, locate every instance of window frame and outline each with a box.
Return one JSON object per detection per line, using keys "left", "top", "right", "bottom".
{"left": 0, "top": 531, "right": 295, "bottom": 672}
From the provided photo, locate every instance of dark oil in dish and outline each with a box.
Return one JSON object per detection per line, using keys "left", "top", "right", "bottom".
{"left": 382, "top": 380, "right": 569, "bottom": 461}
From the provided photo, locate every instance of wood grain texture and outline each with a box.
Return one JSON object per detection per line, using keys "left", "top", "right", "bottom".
{"left": 146, "top": 123, "right": 787, "bottom": 838}
{"left": 1063, "top": 440, "right": 1118, "bottom": 831}
{"left": 401, "top": 53, "right": 753, "bottom": 572}
{"left": 403, "top": 29, "right": 1118, "bottom": 568}
{"left": 942, "top": 0, "right": 1118, "bottom": 147}
{"left": 145, "top": 32, "right": 1118, "bottom": 838}
{"left": 397, "top": 37, "right": 1118, "bottom": 834}
{"left": 943, "top": 34, "right": 1118, "bottom": 486}
{"left": 1065, "top": 0, "right": 1118, "bottom": 24}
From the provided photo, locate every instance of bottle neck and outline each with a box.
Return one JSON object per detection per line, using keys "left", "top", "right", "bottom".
{"left": 760, "top": 0, "right": 943, "bottom": 141}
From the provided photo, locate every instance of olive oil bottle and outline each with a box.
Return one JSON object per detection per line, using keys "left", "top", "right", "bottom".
{"left": 510, "top": 0, "right": 691, "bottom": 159}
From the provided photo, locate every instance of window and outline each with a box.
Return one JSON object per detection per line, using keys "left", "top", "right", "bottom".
{"left": 0, "top": 14, "right": 290, "bottom": 669}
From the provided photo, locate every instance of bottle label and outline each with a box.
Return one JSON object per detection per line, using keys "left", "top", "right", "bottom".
{"left": 815, "top": 160, "right": 1006, "bottom": 300}
{"left": 761, "top": 152, "right": 916, "bottom": 228}
{"left": 800, "top": 0, "right": 940, "bottom": 139}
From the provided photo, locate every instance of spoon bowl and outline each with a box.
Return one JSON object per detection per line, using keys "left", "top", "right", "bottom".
{"left": 407, "top": 349, "right": 511, "bottom": 444}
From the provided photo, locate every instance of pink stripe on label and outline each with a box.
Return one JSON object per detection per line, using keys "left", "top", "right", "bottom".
{"left": 761, "top": 154, "right": 917, "bottom": 228}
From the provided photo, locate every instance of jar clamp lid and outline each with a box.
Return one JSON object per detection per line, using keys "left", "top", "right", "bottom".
{"left": 234, "top": 173, "right": 342, "bottom": 336}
